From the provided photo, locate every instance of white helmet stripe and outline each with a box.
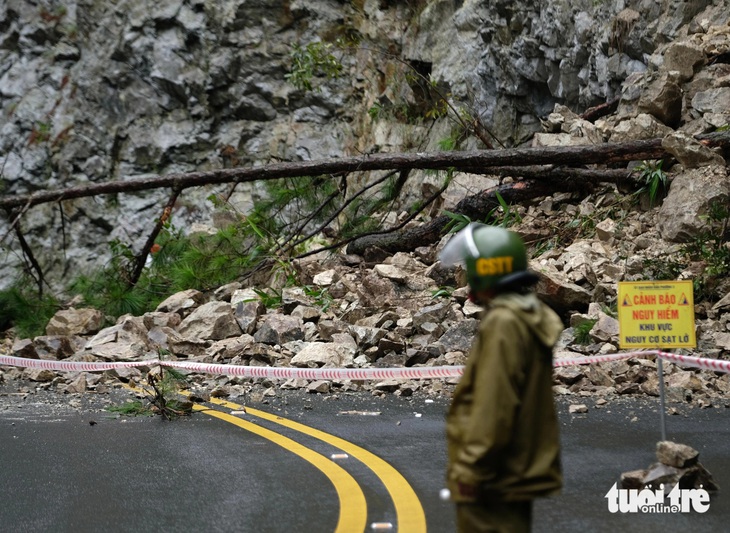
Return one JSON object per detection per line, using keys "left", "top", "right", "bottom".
{"left": 464, "top": 223, "right": 480, "bottom": 259}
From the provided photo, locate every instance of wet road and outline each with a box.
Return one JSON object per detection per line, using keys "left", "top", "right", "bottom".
{"left": 0, "top": 390, "right": 728, "bottom": 532}
{"left": 538, "top": 396, "right": 730, "bottom": 533}
{"left": 0, "top": 390, "right": 453, "bottom": 532}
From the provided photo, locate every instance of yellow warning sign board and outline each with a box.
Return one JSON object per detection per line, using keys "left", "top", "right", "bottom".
{"left": 617, "top": 280, "right": 696, "bottom": 349}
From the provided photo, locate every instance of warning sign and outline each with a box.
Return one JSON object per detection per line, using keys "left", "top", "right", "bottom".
{"left": 617, "top": 281, "right": 696, "bottom": 349}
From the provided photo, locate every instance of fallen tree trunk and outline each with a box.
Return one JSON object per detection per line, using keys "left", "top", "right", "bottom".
{"left": 344, "top": 164, "right": 645, "bottom": 256}
{"left": 345, "top": 131, "right": 730, "bottom": 256}
{"left": 4, "top": 132, "right": 729, "bottom": 211}
{"left": 3, "top": 132, "right": 727, "bottom": 266}
{"left": 580, "top": 97, "right": 620, "bottom": 123}
{"left": 462, "top": 165, "right": 638, "bottom": 186}
{"left": 3, "top": 135, "right": 718, "bottom": 210}
{"left": 346, "top": 177, "right": 593, "bottom": 256}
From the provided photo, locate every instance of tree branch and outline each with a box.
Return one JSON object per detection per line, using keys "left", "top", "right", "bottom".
{"left": 13, "top": 224, "right": 46, "bottom": 298}
{"left": 346, "top": 178, "right": 590, "bottom": 256}
{"left": 296, "top": 178, "right": 450, "bottom": 260}
{"left": 129, "top": 188, "right": 181, "bottom": 286}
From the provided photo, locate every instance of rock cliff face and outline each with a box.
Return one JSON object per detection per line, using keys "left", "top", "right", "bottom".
{"left": 1, "top": 0, "right": 729, "bottom": 287}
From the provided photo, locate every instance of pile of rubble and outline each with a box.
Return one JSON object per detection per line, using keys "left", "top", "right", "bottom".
{"left": 3, "top": 12, "right": 730, "bottom": 410}
{"left": 620, "top": 440, "right": 719, "bottom": 492}
{"left": 2, "top": 194, "right": 730, "bottom": 409}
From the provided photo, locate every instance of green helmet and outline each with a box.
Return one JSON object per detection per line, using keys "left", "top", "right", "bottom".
{"left": 440, "top": 223, "right": 533, "bottom": 292}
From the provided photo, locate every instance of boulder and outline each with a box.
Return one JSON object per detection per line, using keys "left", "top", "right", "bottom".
{"left": 178, "top": 301, "right": 242, "bottom": 341}
{"left": 609, "top": 113, "right": 673, "bottom": 142}
{"left": 662, "top": 131, "right": 725, "bottom": 169}
{"left": 656, "top": 441, "right": 699, "bottom": 468}
{"left": 348, "top": 325, "right": 387, "bottom": 350}
{"left": 12, "top": 338, "right": 38, "bottom": 359}
{"left": 32, "top": 335, "right": 86, "bottom": 360}
{"left": 533, "top": 262, "right": 592, "bottom": 315}
{"left": 232, "top": 292, "right": 264, "bottom": 335}
{"left": 84, "top": 316, "right": 153, "bottom": 361}
{"left": 45, "top": 308, "right": 104, "bottom": 336}
{"left": 638, "top": 72, "right": 683, "bottom": 127}
{"left": 24, "top": 368, "right": 55, "bottom": 382}
{"left": 658, "top": 165, "right": 730, "bottom": 242}
{"left": 590, "top": 312, "right": 620, "bottom": 343}
{"left": 290, "top": 341, "right": 355, "bottom": 368}
{"left": 155, "top": 289, "right": 205, "bottom": 316}
{"left": 662, "top": 42, "right": 706, "bottom": 82}
{"left": 254, "top": 314, "right": 305, "bottom": 345}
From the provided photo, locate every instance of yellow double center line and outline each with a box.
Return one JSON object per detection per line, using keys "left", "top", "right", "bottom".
{"left": 204, "top": 397, "right": 427, "bottom": 533}
{"left": 193, "top": 404, "right": 366, "bottom": 532}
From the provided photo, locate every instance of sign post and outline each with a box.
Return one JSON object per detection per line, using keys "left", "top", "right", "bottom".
{"left": 617, "top": 280, "right": 696, "bottom": 441}
{"left": 657, "top": 357, "right": 667, "bottom": 441}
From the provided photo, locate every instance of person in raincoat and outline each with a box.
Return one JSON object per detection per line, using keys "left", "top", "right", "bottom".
{"left": 440, "top": 223, "right": 564, "bottom": 533}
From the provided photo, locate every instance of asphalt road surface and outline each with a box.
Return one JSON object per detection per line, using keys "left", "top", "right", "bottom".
{"left": 0, "top": 387, "right": 728, "bottom": 533}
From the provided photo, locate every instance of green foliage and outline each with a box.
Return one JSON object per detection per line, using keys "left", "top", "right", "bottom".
{"left": 443, "top": 210, "right": 473, "bottom": 234}
{"left": 635, "top": 160, "right": 668, "bottom": 206}
{"left": 424, "top": 90, "right": 449, "bottom": 120}
{"left": 601, "top": 302, "right": 618, "bottom": 318}
{"left": 488, "top": 191, "right": 522, "bottom": 227}
{"left": 641, "top": 257, "right": 684, "bottom": 282}
{"left": 444, "top": 192, "right": 521, "bottom": 231}
{"left": 0, "top": 283, "right": 59, "bottom": 338}
{"left": 286, "top": 41, "right": 344, "bottom": 92}
{"left": 148, "top": 365, "right": 192, "bottom": 419}
{"left": 261, "top": 176, "right": 338, "bottom": 222}
{"left": 151, "top": 366, "right": 188, "bottom": 401}
{"left": 107, "top": 400, "right": 154, "bottom": 417}
{"left": 573, "top": 319, "right": 597, "bottom": 345}
{"left": 253, "top": 288, "right": 283, "bottom": 309}
{"left": 566, "top": 214, "right": 597, "bottom": 237}
{"left": 3, "top": 166, "right": 421, "bottom": 335}
{"left": 62, "top": 24, "right": 78, "bottom": 40}
{"left": 70, "top": 221, "right": 257, "bottom": 320}
{"left": 531, "top": 237, "right": 559, "bottom": 258}
{"left": 303, "top": 285, "right": 333, "bottom": 312}
{"left": 438, "top": 137, "right": 458, "bottom": 152}
{"left": 28, "top": 121, "right": 52, "bottom": 145}
{"left": 368, "top": 86, "right": 450, "bottom": 126}
{"left": 109, "top": 366, "right": 192, "bottom": 420}
{"left": 431, "top": 286, "right": 453, "bottom": 299}
{"left": 336, "top": 168, "right": 420, "bottom": 240}
{"left": 438, "top": 114, "right": 471, "bottom": 150}
{"left": 683, "top": 201, "right": 730, "bottom": 300}
{"left": 443, "top": 192, "right": 521, "bottom": 234}
{"left": 70, "top": 237, "right": 153, "bottom": 318}
{"left": 368, "top": 102, "right": 385, "bottom": 121}
{"left": 339, "top": 207, "right": 381, "bottom": 239}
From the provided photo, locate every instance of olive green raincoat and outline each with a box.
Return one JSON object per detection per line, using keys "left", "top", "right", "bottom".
{"left": 446, "top": 292, "right": 564, "bottom": 503}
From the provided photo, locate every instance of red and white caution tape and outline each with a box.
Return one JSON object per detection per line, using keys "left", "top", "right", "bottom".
{"left": 657, "top": 351, "right": 730, "bottom": 373}
{"left": 1, "top": 350, "right": 729, "bottom": 379}
{"left": 0, "top": 355, "right": 152, "bottom": 372}
{"left": 159, "top": 359, "right": 464, "bottom": 380}
{"left": 553, "top": 352, "right": 648, "bottom": 367}
{"left": 0, "top": 354, "right": 463, "bottom": 380}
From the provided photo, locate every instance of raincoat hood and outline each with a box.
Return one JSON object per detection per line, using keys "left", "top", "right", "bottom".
{"left": 490, "top": 292, "right": 563, "bottom": 348}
